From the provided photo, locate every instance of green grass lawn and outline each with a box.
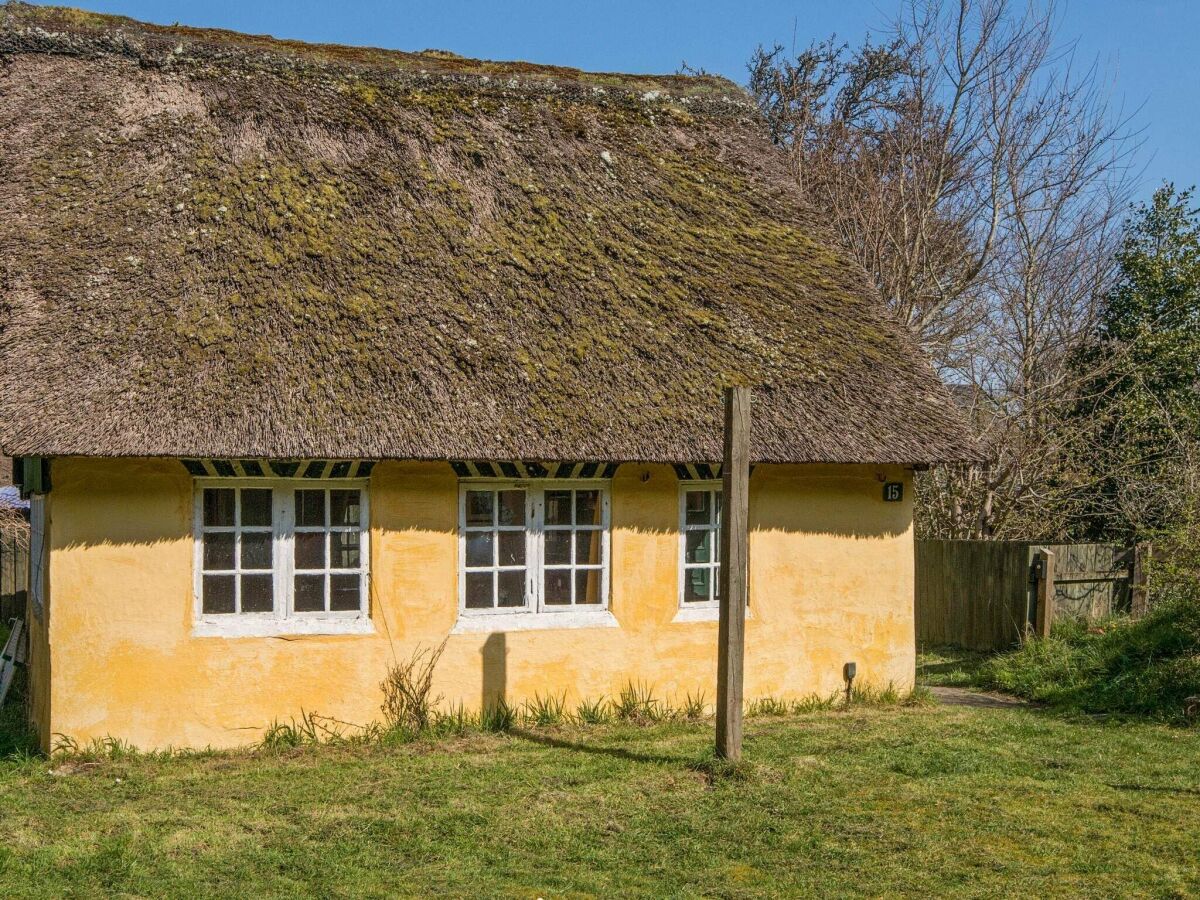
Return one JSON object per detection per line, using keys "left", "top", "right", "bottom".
{"left": 917, "top": 645, "right": 994, "bottom": 688}
{"left": 1, "top": 703, "right": 1198, "bottom": 897}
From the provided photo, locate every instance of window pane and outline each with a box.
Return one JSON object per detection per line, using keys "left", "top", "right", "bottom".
{"left": 497, "top": 571, "right": 525, "bottom": 607}
{"left": 684, "top": 567, "right": 712, "bottom": 603}
{"left": 241, "top": 531, "right": 273, "bottom": 570}
{"left": 466, "top": 532, "right": 493, "bottom": 568}
{"left": 498, "top": 530, "right": 525, "bottom": 567}
{"left": 576, "top": 530, "right": 602, "bottom": 566}
{"left": 545, "top": 490, "right": 572, "bottom": 526}
{"left": 294, "top": 574, "right": 325, "bottom": 612}
{"left": 202, "top": 574, "right": 235, "bottom": 614}
{"left": 576, "top": 569, "right": 602, "bottom": 605}
{"left": 497, "top": 490, "right": 525, "bottom": 526}
{"left": 466, "top": 491, "right": 493, "bottom": 527}
{"left": 575, "top": 490, "right": 600, "bottom": 526}
{"left": 296, "top": 490, "right": 326, "bottom": 527}
{"left": 544, "top": 530, "right": 571, "bottom": 565}
{"left": 465, "top": 572, "right": 493, "bottom": 609}
{"left": 295, "top": 531, "right": 326, "bottom": 570}
{"left": 331, "top": 532, "right": 361, "bottom": 569}
{"left": 241, "top": 574, "right": 274, "bottom": 612}
{"left": 203, "top": 532, "right": 235, "bottom": 570}
{"left": 330, "top": 490, "right": 361, "bottom": 526}
{"left": 685, "top": 490, "right": 712, "bottom": 526}
{"left": 330, "top": 574, "right": 361, "bottom": 611}
{"left": 203, "top": 488, "right": 235, "bottom": 527}
{"left": 241, "top": 489, "right": 272, "bottom": 527}
{"left": 544, "top": 569, "right": 571, "bottom": 605}
{"left": 685, "top": 530, "right": 712, "bottom": 565}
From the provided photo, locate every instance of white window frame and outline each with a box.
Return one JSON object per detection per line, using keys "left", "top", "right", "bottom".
{"left": 455, "top": 480, "right": 616, "bottom": 632}
{"left": 192, "top": 478, "right": 372, "bottom": 637}
{"left": 678, "top": 482, "right": 721, "bottom": 612}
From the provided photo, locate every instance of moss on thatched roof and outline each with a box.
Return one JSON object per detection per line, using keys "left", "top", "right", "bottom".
{"left": 0, "top": 3, "right": 975, "bottom": 465}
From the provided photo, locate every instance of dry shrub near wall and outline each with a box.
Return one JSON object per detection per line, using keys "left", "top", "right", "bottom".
{"left": 0, "top": 508, "right": 28, "bottom": 548}
{"left": 380, "top": 639, "right": 448, "bottom": 733}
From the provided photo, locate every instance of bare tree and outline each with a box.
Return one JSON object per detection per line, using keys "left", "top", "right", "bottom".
{"left": 749, "top": 0, "right": 1137, "bottom": 538}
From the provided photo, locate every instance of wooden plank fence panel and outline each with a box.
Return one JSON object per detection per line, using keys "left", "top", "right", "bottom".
{"left": 917, "top": 539, "right": 1133, "bottom": 651}
{"left": 0, "top": 532, "right": 29, "bottom": 623}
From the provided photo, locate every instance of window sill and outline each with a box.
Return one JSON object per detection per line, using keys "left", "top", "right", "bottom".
{"left": 193, "top": 616, "right": 375, "bottom": 638}
{"left": 671, "top": 606, "right": 754, "bottom": 623}
{"left": 451, "top": 609, "right": 619, "bottom": 634}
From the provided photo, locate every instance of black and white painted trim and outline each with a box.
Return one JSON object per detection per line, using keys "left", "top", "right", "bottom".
{"left": 449, "top": 461, "right": 620, "bottom": 480}
{"left": 673, "top": 464, "right": 724, "bottom": 481}
{"left": 180, "top": 459, "right": 377, "bottom": 479}
{"left": 180, "top": 459, "right": 738, "bottom": 481}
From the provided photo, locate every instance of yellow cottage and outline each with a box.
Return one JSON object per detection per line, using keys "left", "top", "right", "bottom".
{"left": 0, "top": 6, "right": 974, "bottom": 750}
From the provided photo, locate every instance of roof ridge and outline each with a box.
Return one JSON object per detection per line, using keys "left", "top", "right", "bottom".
{"left": 0, "top": 2, "right": 754, "bottom": 114}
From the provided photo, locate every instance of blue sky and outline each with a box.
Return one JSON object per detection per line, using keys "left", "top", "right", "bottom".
{"left": 52, "top": 0, "right": 1198, "bottom": 197}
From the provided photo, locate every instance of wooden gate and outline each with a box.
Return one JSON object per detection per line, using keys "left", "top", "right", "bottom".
{"left": 915, "top": 540, "right": 1143, "bottom": 651}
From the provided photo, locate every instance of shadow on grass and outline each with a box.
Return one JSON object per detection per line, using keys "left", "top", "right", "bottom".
{"left": 0, "top": 669, "right": 39, "bottom": 759}
{"left": 1108, "top": 782, "right": 1200, "bottom": 796}
{"left": 508, "top": 727, "right": 685, "bottom": 766}
{"left": 917, "top": 646, "right": 994, "bottom": 688}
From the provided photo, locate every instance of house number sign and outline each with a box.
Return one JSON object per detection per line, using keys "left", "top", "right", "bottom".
{"left": 883, "top": 482, "right": 903, "bottom": 502}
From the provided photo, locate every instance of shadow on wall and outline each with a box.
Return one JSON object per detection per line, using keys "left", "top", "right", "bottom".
{"left": 481, "top": 631, "right": 506, "bottom": 709}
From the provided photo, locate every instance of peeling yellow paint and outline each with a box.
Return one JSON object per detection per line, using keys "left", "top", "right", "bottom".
{"left": 35, "top": 458, "right": 915, "bottom": 750}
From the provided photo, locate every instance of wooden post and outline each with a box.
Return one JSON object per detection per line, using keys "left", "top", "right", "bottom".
{"left": 1035, "top": 548, "right": 1055, "bottom": 639}
{"left": 716, "top": 386, "right": 750, "bottom": 762}
{"left": 1130, "top": 542, "right": 1152, "bottom": 618}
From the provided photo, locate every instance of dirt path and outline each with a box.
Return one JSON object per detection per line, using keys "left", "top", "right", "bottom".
{"left": 929, "top": 686, "right": 1031, "bottom": 709}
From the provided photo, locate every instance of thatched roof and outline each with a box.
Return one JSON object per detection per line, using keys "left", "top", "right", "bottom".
{"left": 0, "top": 3, "right": 976, "bottom": 465}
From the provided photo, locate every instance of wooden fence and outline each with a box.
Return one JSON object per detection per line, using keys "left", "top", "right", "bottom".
{"left": 0, "top": 530, "right": 28, "bottom": 623}
{"left": 915, "top": 540, "right": 1144, "bottom": 651}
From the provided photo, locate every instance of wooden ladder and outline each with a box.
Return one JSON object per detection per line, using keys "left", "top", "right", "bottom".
{"left": 0, "top": 618, "right": 25, "bottom": 707}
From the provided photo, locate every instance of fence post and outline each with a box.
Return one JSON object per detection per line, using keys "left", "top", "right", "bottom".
{"left": 1130, "top": 542, "right": 1152, "bottom": 618}
{"left": 1035, "top": 548, "right": 1055, "bottom": 639}
{"left": 716, "top": 386, "right": 750, "bottom": 763}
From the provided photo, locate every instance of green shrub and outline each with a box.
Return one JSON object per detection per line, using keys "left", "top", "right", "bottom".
{"left": 982, "top": 584, "right": 1200, "bottom": 722}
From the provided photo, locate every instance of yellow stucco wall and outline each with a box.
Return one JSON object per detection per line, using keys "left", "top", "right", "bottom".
{"left": 37, "top": 457, "right": 915, "bottom": 750}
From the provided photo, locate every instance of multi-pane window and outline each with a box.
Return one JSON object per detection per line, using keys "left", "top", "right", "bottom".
{"left": 680, "top": 487, "right": 721, "bottom": 607}
{"left": 196, "top": 482, "right": 368, "bottom": 625}
{"left": 543, "top": 488, "right": 605, "bottom": 606}
{"left": 199, "top": 487, "right": 274, "bottom": 615}
{"left": 459, "top": 483, "right": 609, "bottom": 614}
{"left": 294, "top": 488, "right": 367, "bottom": 613}
{"left": 463, "top": 487, "right": 528, "bottom": 610}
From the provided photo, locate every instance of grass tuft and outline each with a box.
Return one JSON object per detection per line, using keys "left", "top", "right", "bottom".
{"left": 689, "top": 748, "right": 756, "bottom": 784}
{"left": 746, "top": 696, "right": 790, "bottom": 717}
{"left": 574, "top": 696, "right": 612, "bottom": 725}
{"left": 614, "top": 681, "right": 663, "bottom": 723}
{"left": 679, "top": 690, "right": 707, "bottom": 720}
{"left": 479, "top": 698, "right": 517, "bottom": 733}
{"left": 522, "top": 692, "right": 567, "bottom": 727}
{"left": 430, "top": 703, "right": 474, "bottom": 738}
